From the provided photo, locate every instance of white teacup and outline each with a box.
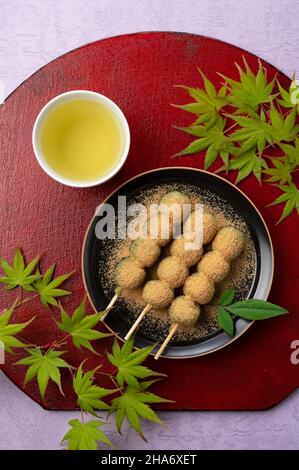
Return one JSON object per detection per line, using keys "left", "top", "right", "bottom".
{"left": 32, "top": 90, "right": 130, "bottom": 188}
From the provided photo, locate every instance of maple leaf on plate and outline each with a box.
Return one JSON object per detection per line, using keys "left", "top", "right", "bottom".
{"left": 0, "top": 248, "right": 39, "bottom": 291}
{"left": 61, "top": 418, "right": 113, "bottom": 450}
{"left": 107, "top": 337, "right": 166, "bottom": 388}
{"left": 111, "top": 381, "right": 173, "bottom": 441}
{"left": 34, "top": 264, "right": 72, "bottom": 307}
{"left": 15, "top": 347, "right": 70, "bottom": 400}
{"left": 55, "top": 298, "right": 111, "bottom": 353}
{"left": 73, "top": 363, "right": 116, "bottom": 415}
{"left": 0, "top": 301, "right": 34, "bottom": 353}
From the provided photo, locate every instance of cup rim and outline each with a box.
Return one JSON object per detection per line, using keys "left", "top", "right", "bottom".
{"left": 32, "top": 90, "right": 130, "bottom": 188}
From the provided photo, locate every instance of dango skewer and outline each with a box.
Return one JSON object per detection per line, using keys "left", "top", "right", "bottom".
{"left": 154, "top": 226, "right": 245, "bottom": 359}
{"left": 124, "top": 208, "right": 217, "bottom": 339}
{"left": 102, "top": 191, "right": 191, "bottom": 320}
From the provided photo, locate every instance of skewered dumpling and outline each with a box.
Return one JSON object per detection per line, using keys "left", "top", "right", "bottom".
{"left": 142, "top": 280, "right": 174, "bottom": 309}
{"left": 212, "top": 226, "right": 245, "bottom": 261}
{"left": 170, "top": 237, "right": 203, "bottom": 267}
{"left": 159, "top": 191, "right": 191, "bottom": 225}
{"left": 115, "top": 257, "right": 146, "bottom": 289}
{"left": 184, "top": 208, "right": 217, "bottom": 245}
{"left": 183, "top": 272, "right": 215, "bottom": 304}
{"left": 197, "top": 251, "right": 230, "bottom": 283}
{"left": 169, "top": 296, "right": 200, "bottom": 327}
{"left": 157, "top": 255, "right": 189, "bottom": 288}
{"left": 146, "top": 212, "right": 173, "bottom": 246}
{"left": 130, "top": 238, "right": 160, "bottom": 267}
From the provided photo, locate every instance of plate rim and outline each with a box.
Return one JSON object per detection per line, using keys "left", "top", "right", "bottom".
{"left": 81, "top": 167, "right": 275, "bottom": 359}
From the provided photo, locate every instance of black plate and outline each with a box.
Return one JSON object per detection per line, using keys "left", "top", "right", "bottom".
{"left": 82, "top": 168, "right": 274, "bottom": 358}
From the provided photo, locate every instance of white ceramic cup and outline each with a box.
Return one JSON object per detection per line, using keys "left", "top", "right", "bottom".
{"left": 32, "top": 90, "right": 130, "bottom": 188}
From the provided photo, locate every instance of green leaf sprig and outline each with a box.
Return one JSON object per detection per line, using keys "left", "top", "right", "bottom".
{"left": 16, "top": 347, "right": 70, "bottom": 400}
{"left": 55, "top": 299, "right": 111, "bottom": 353}
{"left": 174, "top": 59, "right": 299, "bottom": 223}
{"left": 1, "top": 248, "right": 172, "bottom": 450}
{"left": 61, "top": 419, "right": 113, "bottom": 450}
{"left": 217, "top": 288, "right": 288, "bottom": 337}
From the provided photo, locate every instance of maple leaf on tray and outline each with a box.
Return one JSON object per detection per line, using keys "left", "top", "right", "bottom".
{"left": 174, "top": 68, "right": 227, "bottom": 128}
{"left": 268, "top": 183, "right": 299, "bottom": 223}
{"left": 61, "top": 418, "right": 113, "bottom": 450}
{"left": 227, "top": 149, "right": 267, "bottom": 184}
{"left": 174, "top": 115, "right": 234, "bottom": 169}
{"left": 107, "top": 336, "right": 166, "bottom": 388}
{"left": 0, "top": 302, "right": 34, "bottom": 353}
{"left": 269, "top": 106, "right": 299, "bottom": 143}
{"left": 73, "top": 363, "right": 116, "bottom": 416}
{"left": 34, "top": 264, "right": 72, "bottom": 307}
{"left": 0, "top": 248, "right": 39, "bottom": 291}
{"left": 219, "top": 58, "right": 276, "bottom": 114}
{"left": 55, "top": 298, "right": 111, "bottom": 353}
{"left": 229, "top": 111, "right": 273, "bottom": 155}
{"left": 15, "top": 347, "right": 70, "bottom": 400}
{"left": 263, "top": 157, "right": 294, "bottom": 185}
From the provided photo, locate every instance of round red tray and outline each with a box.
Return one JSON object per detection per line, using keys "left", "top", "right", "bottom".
{"left": 0, "top": 32, "right": 298, "bottom": 410}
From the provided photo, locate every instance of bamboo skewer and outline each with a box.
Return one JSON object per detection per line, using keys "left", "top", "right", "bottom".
{"left": 124, "top": 304, "right": 152, "bottom": 340}
{"left": 154, "top": 323, "right": 178, "bottom": 360}
{"left": 101, "top": 292, "right": 120, "bottom": 321}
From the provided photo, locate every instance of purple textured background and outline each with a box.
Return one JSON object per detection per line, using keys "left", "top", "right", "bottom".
{"left": 1, "top": 0, "right": 299, "bottom": 450}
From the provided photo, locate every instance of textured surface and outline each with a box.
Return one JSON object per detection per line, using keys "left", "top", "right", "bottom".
{"left": 0, "top": 0, "right": 299, "bottom": 451}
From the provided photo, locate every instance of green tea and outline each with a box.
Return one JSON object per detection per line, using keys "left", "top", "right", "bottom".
{"left": 40, "top": 99, "right": 124, "bottom": 182}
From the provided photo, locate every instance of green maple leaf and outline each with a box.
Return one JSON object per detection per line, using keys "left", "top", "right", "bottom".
{"left": 73, "top": 363, "right": 115, "bottom": 415}
{"left": 55, "top": 299, "right": 110, "bottom": 353}
{"left": 277, "top": 75, "right": 299, "bottom": 113}
{"left": 111, "top": 382, "right": 172, "bottom": 440}
{"left": 229, "top": 111, "right": 273, "bottom": 155}
{"left": 0, "top": 302, "right": 34, "bottom": 353}
{"left": 0, "top": 248, "right": 39, "bottom": 291}
{"left": 16, "top": 347, "right": 70, "bottom": 400}
{"left": 279, "top": 138, "right": 299, "bottom": 165}
{"left": 269, "top": 106, "right": 299, "bottom": 142}
{"left": 175, "top": 116, "right": 233, "bottom": 169}
{"left": 107, "top": 337, "right": 165, "bottom": 388}
{"left": 268, "top": 182, "right": 299, "bottom": 223}
{"left": 220, "top": 59, "right": 275, "bottom": 114}
{"left": 228, "top": 149, "right": 267, "bottom": 184}
{"left": 61, "top": 418, "right": 113, "bottom": 450}
{"left": 263, "top": 157, "right": 294, "bottom": 185}
{"left": 34, "top": 264, "right": 72, "bottom": 307}
{"left": 174, "top": 69, "right": 227, "bottom": 128}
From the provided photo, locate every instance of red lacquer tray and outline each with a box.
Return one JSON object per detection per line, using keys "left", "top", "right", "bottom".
{"left": 0, "top": 32, "right": 298, "bottom": 410}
